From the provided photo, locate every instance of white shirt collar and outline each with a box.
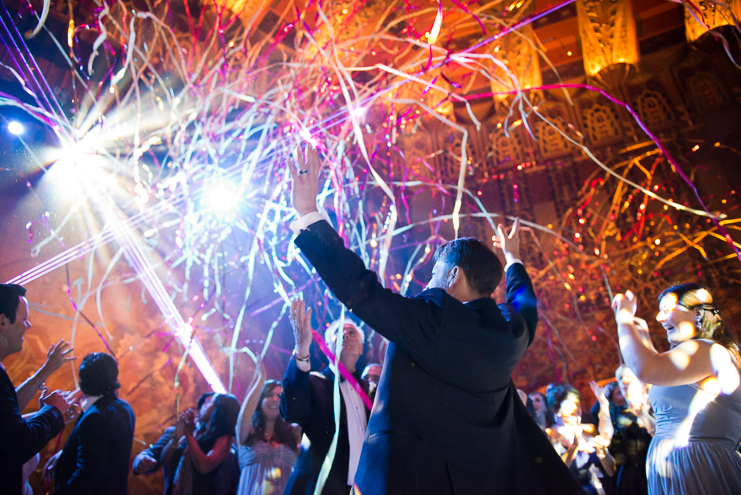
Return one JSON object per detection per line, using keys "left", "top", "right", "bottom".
{"left": 81, "top": 395, "right": 103, "bottom": 412}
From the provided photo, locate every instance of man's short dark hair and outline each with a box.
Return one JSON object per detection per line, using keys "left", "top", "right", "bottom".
{"left": 433, "top": 238, "right": 503, "bottom": 295}
{"left": 0, "top": 284, "right": 27, "bottom": 324}
{"left": 79, "top": 353, "right": 121, "bottom": 396}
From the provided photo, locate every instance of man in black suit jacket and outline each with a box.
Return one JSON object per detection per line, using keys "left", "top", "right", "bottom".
{"left": 0, "top": 283, "right": 76, "bottom": 495}
{"left": 132, "top": 392, "right": 217, "bottom": 495}
{"left": 50, "top": 352, "right": 136, "bottom": 495}
{"left": 281, "top": 310, "right": 371, "bottom": 495}
{"left": 287, "top": 148, "right": 582, "bottom": 495}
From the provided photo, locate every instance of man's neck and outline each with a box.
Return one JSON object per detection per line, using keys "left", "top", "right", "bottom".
{"left": 339, "top": 355, "right": 358, "bottom": 375}
{"left": 454, "top": 292, "right": 488, "bottom": 304}
{"left": 446, "top": 281, "right": 487, "bottom": 303}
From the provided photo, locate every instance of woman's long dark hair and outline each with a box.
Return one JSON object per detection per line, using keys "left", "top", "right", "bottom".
{"left": 195, "top": 393, "right": 240, "bottom": 453}
{"left": 659, "top": 283, "right": 741, "bottom": 367}
{"left": 244, "top": 380, "right": 297, "bottom": 451}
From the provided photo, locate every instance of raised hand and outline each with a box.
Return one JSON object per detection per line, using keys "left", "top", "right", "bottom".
{"left": 589, "top": 380, "right": 609, "bottom": 408}
{"left": 494, "top": 217, "right": 521, "bottom": 263}
{"left": 43, "top": 339, "right": 76, "bottom": 374}
{"left": 612, "top": 290, "right": 638, "bottom": 322}
{"left": 182, "top": 409, "right": 196, "bottom": 437}
{"left": 290, "top": 298, "right": 313, "bottom": 358}
{"left": 288, "top": 145, "right": 322, "bottom": 217}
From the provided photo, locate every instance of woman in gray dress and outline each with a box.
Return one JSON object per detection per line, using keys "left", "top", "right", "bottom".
{"left": 236, "top": 359, "right": 298, "bottom": 495}
{"left": 612, "top": 283, "right": 741, "bottom": 494}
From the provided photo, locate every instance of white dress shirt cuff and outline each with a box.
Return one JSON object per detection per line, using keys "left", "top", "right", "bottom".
{"left": 290, "top": 211, "right": 328, "bottom": 235}
{"left": 294, "top": 355, "right": 311, "bottom": 372}
{"left": 504, "top": 258, "right": 523, "bottom": 272}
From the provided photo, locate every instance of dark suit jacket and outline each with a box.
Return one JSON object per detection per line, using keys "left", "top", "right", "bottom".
{"left": 295, "top": 220, "right": 582, "bottom": 495}
{"left": 281, "top": 358, "right": 370, "bottom": 495}
{"left": 54, "top": 392, "right": 136, "bottom": 495}
{"left": 136, "top": 426, "right": 176, "bottom": 495}
{"left": 0, "top": 365, "right": 65, "bottom": 495}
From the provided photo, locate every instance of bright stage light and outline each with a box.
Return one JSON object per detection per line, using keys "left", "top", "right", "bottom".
{"left": 203, "top": 181, "right": 239, "bottom": 214}
{"left": 8, "top": 121, "right": 24, "bottom": 135}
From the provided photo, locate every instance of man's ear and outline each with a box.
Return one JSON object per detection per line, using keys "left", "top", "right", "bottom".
{"left": 447, "top": 266, "right": 460, "bottom": 288}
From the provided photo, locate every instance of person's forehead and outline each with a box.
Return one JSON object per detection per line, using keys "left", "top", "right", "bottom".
{"left": 659, "top": 294, "right": 679, "bottom": 310}
{"left": 17, "top": 297, "right": 29, "bottom": 315}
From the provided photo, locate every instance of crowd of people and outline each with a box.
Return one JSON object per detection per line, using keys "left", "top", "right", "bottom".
{"left": 1, "top": 147, "right": 740, "bottom": 495}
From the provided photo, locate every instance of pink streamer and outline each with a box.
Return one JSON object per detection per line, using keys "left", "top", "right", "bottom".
{"left": 311, "top": 329, "right": 374, "bottom": 410}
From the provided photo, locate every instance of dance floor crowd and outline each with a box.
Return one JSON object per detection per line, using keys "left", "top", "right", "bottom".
{"left": 3, "top": 149, "right": 741, "bottom": 494}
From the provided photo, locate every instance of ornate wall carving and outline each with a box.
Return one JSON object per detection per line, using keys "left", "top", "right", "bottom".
{"left": 579, "top": 100, "right": 622, "bottom": 144}
{"left": 576, "top": 0, "right": 639, "bottom": 76}
{"left": 685, "top": 0, "right": 741, "bottom": 42}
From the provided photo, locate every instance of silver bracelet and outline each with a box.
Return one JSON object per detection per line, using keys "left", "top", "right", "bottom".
{"left": 292, "top": 350, "right": 310, "bottom": 363}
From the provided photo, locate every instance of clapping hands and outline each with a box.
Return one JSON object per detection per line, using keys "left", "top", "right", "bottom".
{"left": 176, "top": 409, "right": 196, "bottom": 438}
{"left": 39, "top": 388, "right": 80, "bottom": 424}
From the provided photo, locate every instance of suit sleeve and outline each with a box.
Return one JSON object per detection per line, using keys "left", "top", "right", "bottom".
{"left": 280, "top": 358, "right": 313, "bottom": 427}
{"left": 0, "top": 374, "right": 64, "bottom": 465}
{"left": 504, "top": 263, "right": 538, "bottom": 346}
{"left": 294, "top": 220, "right": 448, "bottom": 356}
{"left": 146, "top": 427, "right": 176, "bottom": 465}
{"left": 55, "top": 413, "right": 113, "bottom": 494}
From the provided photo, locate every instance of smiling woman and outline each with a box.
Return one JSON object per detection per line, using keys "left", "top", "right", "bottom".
{"left": 235, "top": 357, "right": 298, "bottom": 495}
{"left": 612, "top": 284, "right": 741, "bottom": 495}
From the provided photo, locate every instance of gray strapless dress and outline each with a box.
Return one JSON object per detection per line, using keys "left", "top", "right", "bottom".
{"left": 647, "top": 376, "right": 741, "bottom": 494}
{"left": 237, "top": 441, "right": 298, "bottom": 495}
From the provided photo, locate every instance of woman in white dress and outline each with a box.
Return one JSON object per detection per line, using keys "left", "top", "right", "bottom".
{"left": 235, "top": 359, "right": 298, "bottom": 495}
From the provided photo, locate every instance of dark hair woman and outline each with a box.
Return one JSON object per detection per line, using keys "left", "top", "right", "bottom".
{"left": 590, "top": 367, "right": 654, "bottom": 495}
{"left": 235, "top": 359, "right": 298, "bottom": 495}
{"left": 545, "top": 384, "right": 615, "bottom": 495}
{"left": 613, "top": 284, "right": 741, "bottom": 494}
{"left": 162, "top": 392, "right": 241, "bottom": 495}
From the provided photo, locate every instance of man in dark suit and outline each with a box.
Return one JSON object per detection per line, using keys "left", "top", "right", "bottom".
{"left": 0, "top": 283, "right": 77, "bottom": 495}
{"left": 131, "top": 392, "right": 216, "bottom": 495}
{"left": 49, "top": 352, "right": 136, "bottom": 495}
{"left": 281, "top": 310, "right": 371, "bottom": 495}
{"left": 287, "top": 147, "right": 582, "bottom": 495}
